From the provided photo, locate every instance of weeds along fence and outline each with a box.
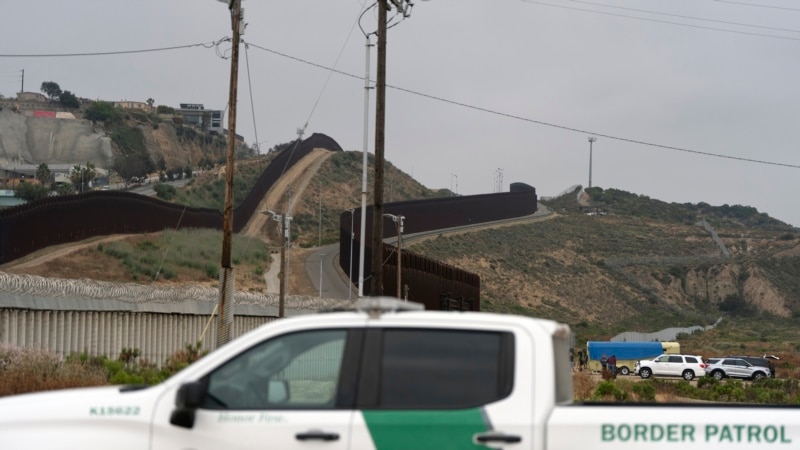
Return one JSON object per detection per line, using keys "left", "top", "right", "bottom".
{"left": 339, "top": 183, "right": 538, "bottom": 310}
{"left": 0, "top": 133, "right": 343, "bottom": 265}
{"left": 0, "top": 272, "right": 349, "bottom": 365}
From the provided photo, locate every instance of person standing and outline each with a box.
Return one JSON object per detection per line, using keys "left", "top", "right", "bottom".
{"left": 600, "top": 354, "right": 608, "bottom": 373}
{"left": 607, "top": 354, "right": 617, "bottom": 378}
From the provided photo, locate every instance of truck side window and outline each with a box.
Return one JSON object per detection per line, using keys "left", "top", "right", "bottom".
{"left": 374, "top": 329, "right": 513, "bottom": 409}
{"left": 203, "top": 329, "right": 352, "bottom": 410}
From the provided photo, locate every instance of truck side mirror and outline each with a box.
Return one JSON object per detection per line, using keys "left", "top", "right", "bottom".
{"left": 170, "top": 381, "right": 205, "bottom": 429}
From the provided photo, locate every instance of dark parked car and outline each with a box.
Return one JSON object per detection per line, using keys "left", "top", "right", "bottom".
{"left": 725, "top": 355, "right": 778, "bottom": 378}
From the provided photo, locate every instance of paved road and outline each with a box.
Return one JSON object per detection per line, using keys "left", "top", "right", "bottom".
{"left": 303, "top": 244, "right": 356, "bottom": 300}
{"left": 302, "top": 204, "right": 555, "bottom": 300}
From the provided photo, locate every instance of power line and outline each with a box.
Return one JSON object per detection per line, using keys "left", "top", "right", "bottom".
{"left": 243, "top": 43, "right": 260, "bottom": 154}
{"left": 714, "top": 0, "right": 800, "bottom": 12}
{"left": 0, "top": 42, "right": 218, "bottom": 58}
{"left": 245, "top": 42, "right": 800, "bottom": 170}
{"left": 520, "top": 0, "right": 800, "bottom": 42}
{"left": 566, "top": 0, "right": 800, "bottom": 34}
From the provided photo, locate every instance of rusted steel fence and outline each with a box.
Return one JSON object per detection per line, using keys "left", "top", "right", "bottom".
{"left": 0, "top": 133, "right": 342, "bottom": 264}
{"left": 339, "top": 183, "right": 538, "bottom": 310}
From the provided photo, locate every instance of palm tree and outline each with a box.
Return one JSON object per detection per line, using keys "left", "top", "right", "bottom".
{"left": 35, "top": 163, "right": 52, "bottom": 187}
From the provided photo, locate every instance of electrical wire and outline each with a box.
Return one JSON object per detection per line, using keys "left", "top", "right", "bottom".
{"left": 244, "top": 42, "right": 800, "bottom": 170}
{"left": 566, "top": 0, "right": 800, "bottom": 34}
{"left": 246, "top": 2, "right": 370, "bottom": 183}
{"left": 520, "top": 0, "right": 800, "bottom": 42}
{"left": 0, "top": 42, "right": 219, "bottom": 58}
{"left": 244, "top": 43, "right": 260, "bottom": 156}
{"left": 714, "top": 0, "right": 800, "bottom": 12}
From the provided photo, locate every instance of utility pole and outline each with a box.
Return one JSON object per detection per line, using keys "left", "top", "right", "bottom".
{"left": 588, "top": 136, "right": 597, "bottom": 188}
{"left": 217, "top": 0, "right": 242, "bottom": 347}
{"left": 370, "top": 0, "right": 388, "bottom": 296}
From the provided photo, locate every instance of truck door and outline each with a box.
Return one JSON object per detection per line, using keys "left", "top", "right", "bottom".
{"left": 351, "top": 327, "right": 529, "bottom": 450}
{"left": 151, "top": 328, "right": 363, "bottom": 450}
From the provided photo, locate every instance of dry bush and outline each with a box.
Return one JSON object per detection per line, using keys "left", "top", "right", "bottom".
{"left": 0, "top": 345, "right": 107, "bottom": 397}
{"left": 572, "top": 371, "right": 596, "bottom": 400}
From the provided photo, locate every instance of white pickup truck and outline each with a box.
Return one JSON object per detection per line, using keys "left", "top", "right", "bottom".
{"left": 0, "top": 298, "right": 797, "bottom": 449}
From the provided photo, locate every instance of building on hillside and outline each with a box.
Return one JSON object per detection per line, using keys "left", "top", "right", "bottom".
{"left": 16, "top": 92, "right": 47, "bottom": 102}
{"left": 113, "top": 100, "right": 152, "bottom": 112}
{"left": 1, "top": 163, "right": 108, "bottom": 189}
{"left": 176, "top": 103, "right": 223, "bottom": 134}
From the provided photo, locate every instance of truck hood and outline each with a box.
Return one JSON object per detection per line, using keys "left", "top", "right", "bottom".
{"left": 0, "top": 384, "right": 157, "bottom": 423}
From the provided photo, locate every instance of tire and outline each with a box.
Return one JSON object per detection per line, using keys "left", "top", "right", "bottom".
{"left": 712, "top": 370, "right": 724, "bottom": 380}
{"left": 682, "top": 370, "right": 695, "bottom": 381}
{"left": 620, "top": 366, "right": 630, "bottom": 376}
{"left": 640, "top": 367, "right": 652, "bottom": 379}
{"left": 753, "top": 372, "right": 766, "bottom": 381}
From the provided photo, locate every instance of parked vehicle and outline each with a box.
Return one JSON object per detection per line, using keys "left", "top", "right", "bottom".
{"left": 587, "top": 341, "right": 680, "bottom": 376}
{"left": 635, "top": 354, "right": 707, "bottom": 380}
{"left": 1, "top": 298, "right": 798, "bottom": 449}
{"left": 707, "top": 357, "right": 771, "bottom": 381}
{"left": 725, "top": 355, "right": 778, "bottom": 378}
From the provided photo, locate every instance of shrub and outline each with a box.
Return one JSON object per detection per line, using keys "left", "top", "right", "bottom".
{"left": 0, "top": 345, "right": 107, "bottom": 396}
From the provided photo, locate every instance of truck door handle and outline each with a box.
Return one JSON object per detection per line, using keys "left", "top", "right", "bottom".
{"left": 474, "top": 432, "right": 522, "bottom": 444}
{"left": 295, "top": 431, "right": 340, "bottom": 441}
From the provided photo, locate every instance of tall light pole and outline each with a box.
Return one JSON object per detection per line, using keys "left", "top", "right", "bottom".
{"left": 357, "top": 7, "right": 374, "bottom": 299}
{"left": 588, "top": 136, "right": 597, "bottom": 188}
{"left": 383, "top": 213, "right": 404, "bottom": 299}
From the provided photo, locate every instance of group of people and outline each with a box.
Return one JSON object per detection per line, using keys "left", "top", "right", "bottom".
{"left": 570, "top": 349, "right": 589, "bottom": 372}
{"left": 601, "top": 354, "right": 617, "bottom": 378}
{"left": 569, "top": 350, "right": 618, "bottom": 377}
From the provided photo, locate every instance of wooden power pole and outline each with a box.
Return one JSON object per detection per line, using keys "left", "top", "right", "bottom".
{"left": 217, "top": 0, "right": 242, "bottom": 347}
{"left": 370, "top": 0, "right": 388, "bottom": 296}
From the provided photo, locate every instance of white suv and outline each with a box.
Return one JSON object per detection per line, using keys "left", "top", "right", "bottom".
{"left": 635, "top": 354, "right": 707, "bottom": 381}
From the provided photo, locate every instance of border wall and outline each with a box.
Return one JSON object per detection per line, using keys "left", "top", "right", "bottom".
{"left": 0, "top": 133, "right": 343, "bottom": 264}
{"left": 0, "top": 272, "right": 351, "bottom": 364}
{"left": 340, "top": 183, "right": 537, "bottom": 310}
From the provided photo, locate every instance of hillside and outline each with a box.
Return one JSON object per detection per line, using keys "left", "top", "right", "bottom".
{"left": 410, "top": 186, "right": 800, "bottom": 331}
{"left": 3, "top": 118, "right": 800, "bottom": 345}
{"left": 0, "top": 106, "right": 252, "bottom": 178}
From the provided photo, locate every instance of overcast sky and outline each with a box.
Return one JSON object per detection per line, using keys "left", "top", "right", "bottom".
{"left": 2, "top": 0, "right": 799, "bottom": 226}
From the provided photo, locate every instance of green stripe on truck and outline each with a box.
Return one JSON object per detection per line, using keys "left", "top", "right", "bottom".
{"left": 362, "top": 409, "right": 489, "bottom": 450}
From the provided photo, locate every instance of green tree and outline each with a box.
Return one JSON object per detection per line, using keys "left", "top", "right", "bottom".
{"left": 156, "top": 105, "right": 174, "bottom": 114}
{"left": 84, "top": 101, "right": 120, "bottom": 122}
{"left": 112, "top": 153, "right": 153, "bottom": 185}
{"left": 146, "top": 98, "right": 155, "bottom": 109}
{"left": 55, "top": 183, "right": 76, "bottom": 196}
{"left": 70, "top": 162, "right": 96, "bottom": 193}
{"left": 40, "top": 81, "right": 62, "bottom": 101}
{"left": 14, "top": 182, "right": 50, "bottom": 202}
{"left": 59, "top": 90, "right": 80, "bottom": 109}
{"left": 35, "top": 163, "right": 52, "bottom": 186}
{"left": 153, "top": 183, "right": 176, "bottom": 200}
